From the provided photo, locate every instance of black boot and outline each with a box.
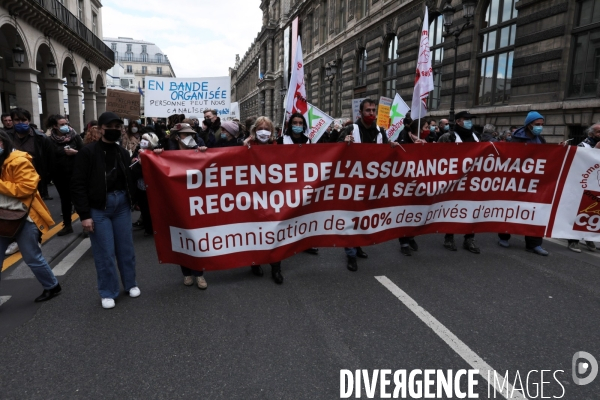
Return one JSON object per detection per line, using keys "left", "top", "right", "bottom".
{"left": 57, "top": 225, "right": 73, "bottom": 236}
{"left": 356, "top": 247, "right": 368, "bottom": 258}
{"left": 347, "top": 256, "right": 358, "bottom": 272}
{"left": 34, "top": 283, "right": 61, "bottom": 302}
{"left": 270, "top": 262, "right": 283, "bottom": 284}
{"left": 251, "top": 265, "right": 264, "bottom": 277}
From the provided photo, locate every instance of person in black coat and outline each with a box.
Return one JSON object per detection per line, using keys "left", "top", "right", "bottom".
{"left": 47, "top": 114, "right": 84, "bottom": 235}
{"left": 71, "top": 112, "right": 140, "bottom": 309}
{"left": 8, "top": 108, "right": 54, "bottom": 200}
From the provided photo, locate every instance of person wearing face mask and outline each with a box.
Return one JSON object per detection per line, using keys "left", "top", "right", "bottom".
{"left": 71, "top": 112, "right": 141, "bottom": 309}
{"left": 496, "top": 111, "right": 549, "bottom": 256}
{"left": 277, "top": 113, "right": 320, "bottom": 256}
{"left": 159, "top": 122, "right": 209, "bottom": 290}
{"left": 437, "top": 111, "right": 481, "bottom": 254}
{"left": 242, "top": 116, "right": 285, "bottom": 284}
{"left": 448, "top": 111, "right": 479, "bottom": 143}
{"left": 277, "top": 112, "right": 311, "bottom": 145}
{"left": 337, "top": 99, "right": 401, "bottom": 272}
{"left": 199, "top": 109, "right": 219, "bottom": 148}
{"left": 47, "top": 114, "right": 83, "bottom": 236}
{"left": 0, "top": 130, "right": 62, "bottom": 302}
{"left": 438, "top": 118, "right": 450, "bottom": 134}
{"left": 427, "top": 119, "right": 439, "bottom": 142}
{"left": 7, "top": 108, "right": 55, "bottom": 204}
{"left": 565, "top": 122, "right": 600, "bottom": 253}
{"left": 168, "top": 122, "right": 206, "bottom": 150}
{"left": 216, "top": 121, "right": 244, "bottom": 147}
{"left": 121, "top": 121, "right": 141, "bottom": 155}
{"left": 130, "top": 129, "right": 160, "bottom": 237}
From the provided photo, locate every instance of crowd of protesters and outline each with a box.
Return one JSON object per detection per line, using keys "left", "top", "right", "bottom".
{"left": 0, "top": 101, "right": 598, "bottom": 308}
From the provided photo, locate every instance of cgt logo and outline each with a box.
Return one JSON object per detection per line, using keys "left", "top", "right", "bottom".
{"left": 572, "top": 352, "right": 598, "bottom": 386}
{"left": 573, "top": 190, "right": 600, "bottom": 232}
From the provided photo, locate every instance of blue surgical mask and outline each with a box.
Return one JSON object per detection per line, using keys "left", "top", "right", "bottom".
{"left": 0, "top": 148, "right": 4, "bottom": 156}
{"left": 430, "top": 126, "right": 436, "bottom": 133}
{"left": 59, "top": 125, "right": 70, "bottom": 134}
{"left": 532, "top": 126, "right": 543, "bottom": 136}
{"left": 292, "top": 126, "right": 304, "bottom": 134}
{"left": 14, "top": 123, "right": 29, "bottom": 134}
{"left": 463, "top": 120, "right": 473, "bottom": 130}
{"left": 444, "top": 125, "right": 450, "bottom": 132}
{"left": 220, "top": 133, "right": 227, "bottom": 139}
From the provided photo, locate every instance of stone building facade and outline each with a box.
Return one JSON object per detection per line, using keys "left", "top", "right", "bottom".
{"left": 231, "top": 0, "right": 599, "bottom": 142}
{"left": 0, "top": 0, "right": 114, "bottom": 132}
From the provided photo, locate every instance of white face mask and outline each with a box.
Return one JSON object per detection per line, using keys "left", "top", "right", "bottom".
{"left": 140, "top": 139, "right": 150, "bottom": 149}
{"left": 256, "top": 130, "right": 271, "bottom": 143}
{"left": 131, "top": 127, "right": 138, "bottom": 134}
{"left": 180, "top": 135, "right": 196, "bottom": 148}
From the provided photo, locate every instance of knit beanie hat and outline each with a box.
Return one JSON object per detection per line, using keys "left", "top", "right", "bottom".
{"left": 221, "top": 121, "right": 240, "bottom": 137}
{"left": 525, "top": 111, "right": 544, "bottom": 126}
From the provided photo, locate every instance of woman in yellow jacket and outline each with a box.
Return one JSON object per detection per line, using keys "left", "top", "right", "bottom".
{"left": 0, "top": 130, "right": 61, "bottom": 302}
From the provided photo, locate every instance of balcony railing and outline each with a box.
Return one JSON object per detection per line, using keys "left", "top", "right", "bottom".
{"left": 116, "top": 56, "right": 169, "bottom": 64}
{"left": 133, "top": 70, "right": 167, "bottom": 76}
{"left": 31, "top": 0, "right": 114, "bottom": 61}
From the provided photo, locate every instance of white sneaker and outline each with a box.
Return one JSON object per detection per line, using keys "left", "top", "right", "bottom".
{"left": 196, "top": 276, "right": 207, "bottom": 290}
{"left": 129, "top": 286, "right": 141, "bottom": 298}
{"left": 183, "top": 276, "right": 193, "bottom": 286}
{"left": 5, "top": 242, "right": 19, "bottom": 255}
{"left": 101, "top": 298, "right": 115, "bottom": 309}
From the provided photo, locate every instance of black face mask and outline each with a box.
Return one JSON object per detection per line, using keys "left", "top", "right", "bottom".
{"left": 204, "top": 119, "right": 212, "bottom": 128}
{"left": 103, "top": 129, "right": 121, "bottom": 142}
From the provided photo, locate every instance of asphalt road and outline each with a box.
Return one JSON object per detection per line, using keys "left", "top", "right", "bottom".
{"left": 1, "top": 210, "right": 599, "bottom": 399}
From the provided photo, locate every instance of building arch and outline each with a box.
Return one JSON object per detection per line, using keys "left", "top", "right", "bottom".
{"left": 0, "top": 18, "right": 32, "bottom": 69}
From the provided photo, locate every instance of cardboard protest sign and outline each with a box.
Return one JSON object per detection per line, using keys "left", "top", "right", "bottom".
{"left": 106, "top": 89, "right": 141, "bottom": 120}
{"left": 377, "top": 96, "right": 393, "bottom": 129}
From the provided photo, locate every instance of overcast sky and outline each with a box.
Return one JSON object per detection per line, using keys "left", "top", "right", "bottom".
{"left": 102, "top": 0, "right": 264, "bottom": 78}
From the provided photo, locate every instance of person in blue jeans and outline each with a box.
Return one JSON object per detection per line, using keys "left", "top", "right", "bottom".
{"left": 0, "top": 129, "right": 61, "bottom": 302}
{"left": 71, "top": 112, "right": 140, "bottom": 309}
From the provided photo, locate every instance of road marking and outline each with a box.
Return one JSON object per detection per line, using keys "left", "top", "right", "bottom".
{"left": 375, "top": 276, "right": 527, "bottom": 400}
{"left": 0, "top": 296, "right": 11, "bottom": 306}
{"left": 52, "top": 239, "right": 91, "bottom": 276}
{"left": 544, "top": 238, "right": 600, "bottom": 259}
{"left": 1, "top": 214, "right": 80, "bottom": 272}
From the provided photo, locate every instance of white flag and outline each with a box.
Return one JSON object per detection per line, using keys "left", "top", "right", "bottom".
{"left": 411, "top": 7, "right": 434, "bottom": 119}
{"left": 284, "top": 36, "right": 308, "bottom": 123}
{"left": 305, "top": 103, "right": 334, "bottom": 143}
{"left": 386, "top": 94, "right": 411, "bottom": 142}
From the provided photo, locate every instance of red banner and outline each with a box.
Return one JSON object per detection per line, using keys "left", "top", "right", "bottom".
{"left": 141, "top": 143, "right": 583, "bottom": 270}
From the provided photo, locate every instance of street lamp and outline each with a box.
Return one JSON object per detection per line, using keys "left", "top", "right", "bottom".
{"left": 87, "top": 80, "right": 94, "bottom": 91}
{"left": 47, "top": 60, "right": 57, "bottom": 77}
{"left": 69, "top": 70, "right": 77, "bottom": 85}
{"left": 442, "top": 0, "right": 477, "bottom": 132}
{"left": 100, "top": 86, "right": 106, "bottom": 95}
{"left": 325, "top": 61, "right": 337, "bottom": 115}
{"left": 12, "top": 44, "right": 24, "bottom": 67}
